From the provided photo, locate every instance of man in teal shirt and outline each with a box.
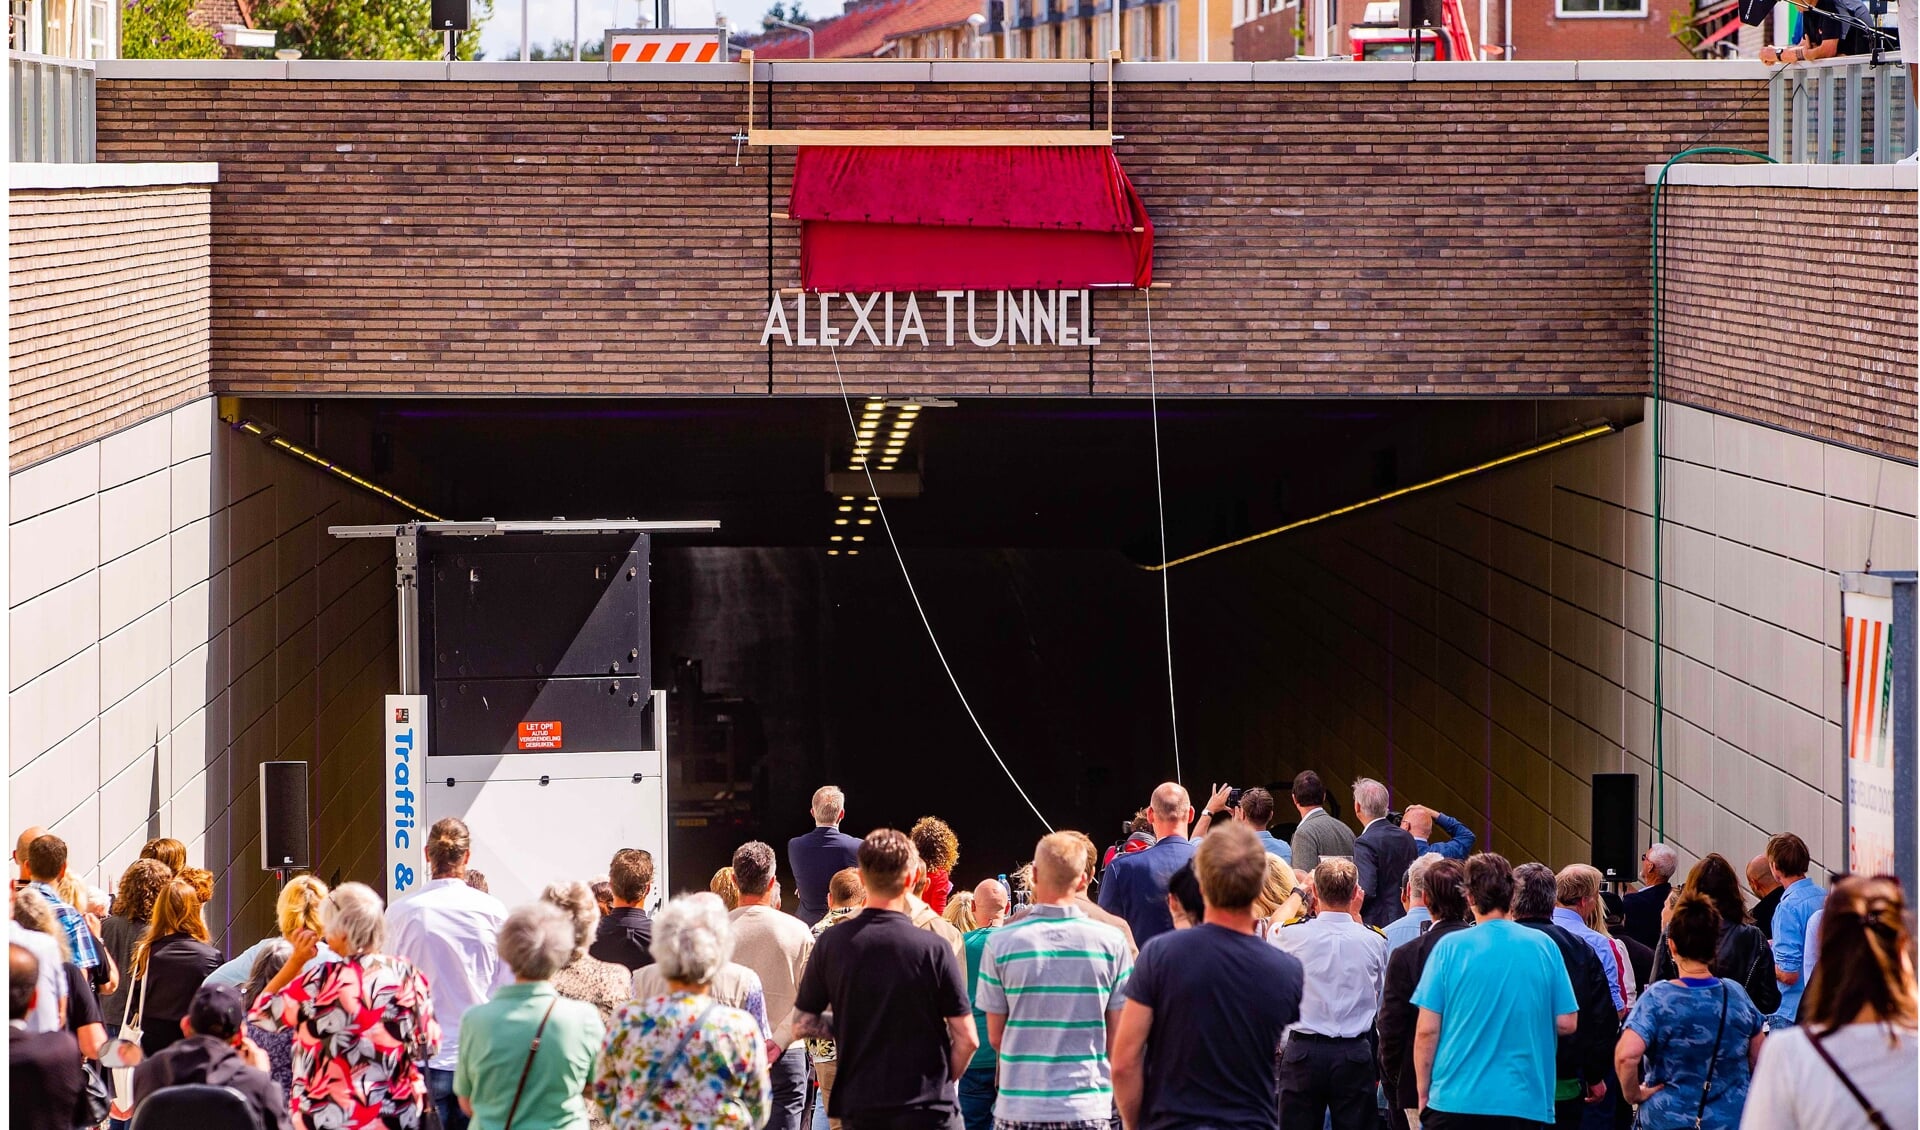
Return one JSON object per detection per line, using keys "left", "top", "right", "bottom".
{"left": 1413, "top": 853, "right": 1577, "bottom": 1128}
{"left": 455, "top": 905, "right": 606, "bottom": 1130}
{"left": 959, "top": 879, "right": 1009, "bottom": 1130}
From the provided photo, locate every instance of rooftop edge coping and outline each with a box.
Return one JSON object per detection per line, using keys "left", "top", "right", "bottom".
{"left": 1645, "top": 161, "right": 1919, "bottom": 189}
{"left": 92, "top": 58, "right": 1773, "bottom": 83}
{"left": 9, "top": 161, "right": 220, "bottom": 190}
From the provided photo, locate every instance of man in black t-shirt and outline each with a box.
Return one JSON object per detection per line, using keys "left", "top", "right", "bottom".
{"left": 791, "top": 828, "right": 977, "bottom": 1130}
{"left": 1113, "top": 823, "right": 1305, "bottom": 1130}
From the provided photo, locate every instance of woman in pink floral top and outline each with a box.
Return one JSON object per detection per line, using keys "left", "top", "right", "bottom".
{"left": 592, "top": 893, "right": 769, "bottom": 1130}
{"left": 249, "top": 882, "right": 441, "bottom": 1130}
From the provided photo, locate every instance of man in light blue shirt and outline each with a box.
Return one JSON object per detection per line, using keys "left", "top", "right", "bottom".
{"left": 1383, "top": 855, "right": 1438, "bottom": 954}
{"left": 1404, "top": 806, "right": 1476, "bottom": 860}
{"left": 1414, "top": 853, "right": 1578, "bottom": 1125}
{"left": 1766, "top": 832, "right": 1824, "bottom": 1026}
{"left": 1553, "top": 866, "right": 1626, "bottom": 1014}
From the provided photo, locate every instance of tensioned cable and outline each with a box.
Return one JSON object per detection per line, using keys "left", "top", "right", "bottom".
{"left": 1143, "top": 288, "right": 1183, "bottom": 789}
{"left": 826, "top": 342, "right": 1054, "bottom": 833}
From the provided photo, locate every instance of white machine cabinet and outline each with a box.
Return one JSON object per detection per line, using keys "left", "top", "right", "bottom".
{"left": 336, "top": 519, "right": 717, "bottom": 912}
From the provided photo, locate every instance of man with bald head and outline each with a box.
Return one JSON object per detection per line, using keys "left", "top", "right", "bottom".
{"left": 1098, "top": 782, "right": 1196, "bottom": 945}
{"left": 1747, "top": 853, "right": 1783, "bottom": 939}
{"left": 11, "top": 825, "right": 47, "bottom": 890}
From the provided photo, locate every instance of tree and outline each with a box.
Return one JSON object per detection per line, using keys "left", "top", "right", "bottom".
{"left": 121, "top": 0, "right": 223, "bottom": 58}
{"left": 254, "top": 0, "right": 493, "bottom": 58}
{"left": 760, "top": 0, "right": 807, "bottom": 29}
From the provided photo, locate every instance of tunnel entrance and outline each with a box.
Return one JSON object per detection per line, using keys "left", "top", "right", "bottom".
{"left": 262, "top": 395, "right": 1643, "bottom": 891}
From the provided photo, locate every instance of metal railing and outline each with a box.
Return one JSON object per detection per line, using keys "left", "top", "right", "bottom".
{"left": 1769, "top": 54, "right": 1914, "bottom": 163}
{"left": 11, "top": 52, "right": 95, "bottom": 161}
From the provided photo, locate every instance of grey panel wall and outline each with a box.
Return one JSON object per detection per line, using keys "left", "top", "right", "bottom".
{"left": 1179, "top": 400, "right": 1917, "bottom": 878}
{"left": 8, "top": 397, "right": 399, "bottom": 950}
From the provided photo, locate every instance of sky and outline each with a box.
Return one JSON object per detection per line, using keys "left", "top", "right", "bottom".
{"left": 477, "top": 0, "right": 786, "bottom": 55}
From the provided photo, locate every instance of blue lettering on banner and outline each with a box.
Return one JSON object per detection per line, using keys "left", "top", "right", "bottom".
{"left": 393, "top": 726, "right": 415, "bottom": 849}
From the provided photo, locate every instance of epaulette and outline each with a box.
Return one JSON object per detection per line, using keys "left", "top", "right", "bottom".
{"left": 1281, "top": 915, "right": 1310, "bottom": 928}
{"left": 1367, "top": 925, "right": 1387, "bottom": 938}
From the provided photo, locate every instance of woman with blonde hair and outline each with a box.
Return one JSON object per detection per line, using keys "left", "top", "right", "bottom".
{"left": 711, "top": 866, "right": 741, "bottom": 911}
{"left": 249, "top": 882, "right": 441, "bottom": 1130}
{"left": 942, "top": 890, "right": 977, "bottom": 933}
{"left": 206, "top": 873, "right": 335, "bottom": 988}
{"left": 1742, "top": 876, "right": 1918, "bottom": 1130}
{"left": 1251, "top": 853, "right": 1302, "bottom": 936}
{"left": 132, "top": 877, "right": 221, "bottom": 1055}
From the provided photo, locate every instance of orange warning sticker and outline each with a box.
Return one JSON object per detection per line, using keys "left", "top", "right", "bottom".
{"left": 517, "top": 721, "right": 563, "bottom": 750}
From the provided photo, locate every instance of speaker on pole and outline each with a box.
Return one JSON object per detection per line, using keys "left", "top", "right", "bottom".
{"left": 431, "top": 0, "right": 469, "bottom": 31}
{"left": 1591, "top": 772, "right": 1640, "bottom": 883}
{"left": 260, "top": 761, "right": 311, "bottom": 872}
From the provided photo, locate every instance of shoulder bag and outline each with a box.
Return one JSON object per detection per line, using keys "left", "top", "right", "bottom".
{"left": 1806, "top": 1029, "right": 1895, "bottom": 1130}
{"left": 500, "top": 999, "right": 560, "bottom": 1130}
{"left": 110, "top": 970, "right": 150, "bottom": 1113}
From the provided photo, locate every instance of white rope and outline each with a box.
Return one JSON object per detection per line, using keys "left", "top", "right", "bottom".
{"left": 827, "top": 344, "right": 1054, "bottom": 833}
{"left": 1145, "top": 288, "right": 1182, "bottom": 789}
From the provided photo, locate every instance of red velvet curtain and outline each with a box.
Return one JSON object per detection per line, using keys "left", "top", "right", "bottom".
{"left": 790, "top": 146, "right": 1153, "bottom": 291}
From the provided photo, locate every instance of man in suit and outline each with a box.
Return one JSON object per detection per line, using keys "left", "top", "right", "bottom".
{"left": 1290, "top": 770, "right": 1355, "bottom": 874}
{"left": 10, "top": 943, "right": 88, "bottom": 1130}
{"left": 133, "top": 984, "right": 289, "bottom": 1130}
{"left": 789, "top": 785, "right": 863, "bottom": 926}
{"left": 1097, "top": 782, "right": 1196, "bottom": 946}
{"left": 1351, "top": 778, "right": 1417, "bottom": 929}
{"left": 1619, "top": 843, "right": 1676, "bottom": 949}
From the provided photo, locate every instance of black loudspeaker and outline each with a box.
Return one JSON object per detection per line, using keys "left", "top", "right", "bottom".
{"left": 1591, "top": 772, "right": 1640, "bottom": 883}
{"left": 1397, "top": 0, "right": 1440, "bottom": 28}
{"left": 430, "top": 0, "right": 468, "bottom": 31}
{"left": 260, "top": 762, "right": 311, "bottom": 871}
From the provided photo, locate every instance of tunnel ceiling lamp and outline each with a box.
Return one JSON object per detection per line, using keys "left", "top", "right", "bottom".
{"left": 1141, "top": 422, "right": 1620, "bottom": 573}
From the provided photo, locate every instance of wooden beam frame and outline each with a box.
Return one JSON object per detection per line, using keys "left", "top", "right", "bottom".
{"left": 742, "top": 49, "right": 1122, "bottom": 147}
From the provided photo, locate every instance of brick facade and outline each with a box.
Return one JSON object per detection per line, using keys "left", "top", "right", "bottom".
{"left": 1658, "top": 183, "right": 1918, "bottom": 460}
{"left": 9, "top": 185, "right": 213, "bottom": 469}
{"left": 94, "top": 70, "right": 1769, "bottom": 404}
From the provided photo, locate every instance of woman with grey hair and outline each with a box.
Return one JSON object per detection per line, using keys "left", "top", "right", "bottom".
{"left": 541, "top": 882, "right": 633, "bottom": 1130}
{"left": 249, "top": 881, "right": 442, "bottom": 1130}
{"left": 241, "top": 939, "right": 295, "bottom": 1097}
{"left": 593, "top": 893, "right": 770, "bottom": 1130}
{"left": 454, "top": 903, "right": 607, "bottom": 1130}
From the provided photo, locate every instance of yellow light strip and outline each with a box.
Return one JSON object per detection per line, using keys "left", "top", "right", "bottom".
{"left": 1140, "top": 424, "right": 1617, "bottom": 573}
{"left": 248, "top": 428, "right": 446, "bottom": 521}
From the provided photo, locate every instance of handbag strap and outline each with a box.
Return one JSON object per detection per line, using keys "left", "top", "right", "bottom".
{"left": 501, "top": 998, "right": 560, "bottom": 1130}
{"left": 1806, "top": 1030, "right": 1894, "bottom": 1130}
{"left": 1691, "top": 983, "right": 1730, "bottom": 1129}
{"left": 127, "top": 965, "right": 151, "bottom": 1031}
{"left": 637, "top": 1000, "right": 721, "bottom": 1111}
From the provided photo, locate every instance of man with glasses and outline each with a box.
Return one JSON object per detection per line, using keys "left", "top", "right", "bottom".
{"left": 1618, "top": 843, "right": 1675, "bottom": 950}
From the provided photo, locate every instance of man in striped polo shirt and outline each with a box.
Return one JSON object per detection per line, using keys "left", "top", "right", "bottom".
{"left": 977, "top": 831, "right": 1132, "bottom": 1130}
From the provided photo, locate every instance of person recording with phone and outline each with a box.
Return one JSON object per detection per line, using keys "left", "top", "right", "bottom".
{"left": 1193, "top": 785, "right": 1292, "bottom": 864}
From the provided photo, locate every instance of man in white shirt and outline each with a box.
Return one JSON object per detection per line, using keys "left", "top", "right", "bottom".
{"left": 726, "top": 840, "right": 814, "bottom": 1130}
{"left": 386, "top": 817, "right": 509, "bottom": 1130}
{"left": 8, "top": 922, "right": 65, "bottom": 1033}
{"left": 1269, "top": 858, "right": 1387, "bottom": 1130}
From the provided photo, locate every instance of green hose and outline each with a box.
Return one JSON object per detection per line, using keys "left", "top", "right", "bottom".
{"left": 1649, "top": 146, "right": 1774, "bottom": 843}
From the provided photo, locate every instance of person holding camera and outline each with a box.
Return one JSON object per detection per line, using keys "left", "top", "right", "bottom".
{"left": 1194, "top": 786, "right": 1293, "bottom": 865}
{"left": 1353, "top": 779, "right": 1418, "bottom": 930}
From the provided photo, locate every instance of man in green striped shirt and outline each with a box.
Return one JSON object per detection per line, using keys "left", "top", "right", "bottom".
{"left": 977, "top": 832, "right": 1133, "bottom": 1130}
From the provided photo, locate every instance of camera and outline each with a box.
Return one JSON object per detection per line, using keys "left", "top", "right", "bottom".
{"left": 1387, "top": 810, "right": 1404, "bottom": 826}
{"left": 1227, "top": 787, "right": 1246, "bottom": 809}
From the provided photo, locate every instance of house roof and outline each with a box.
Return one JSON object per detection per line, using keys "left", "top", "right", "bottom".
{"left": 753, "top": 0, "right": 982, "bottom": 57}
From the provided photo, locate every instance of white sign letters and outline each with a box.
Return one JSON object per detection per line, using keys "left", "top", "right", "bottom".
{"left": 761, "top": 289, "right": 1102, "bottom": 350}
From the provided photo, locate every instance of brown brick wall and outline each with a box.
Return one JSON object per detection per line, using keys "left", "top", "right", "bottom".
{"left": 93, "top": 76, "right": 1768, "bottom": 401}
{"left": 9, "top": 186, "right": 213, "bottom": 469}
{"left": 1658, "top": 184, "right": 1917, "bottom": 460}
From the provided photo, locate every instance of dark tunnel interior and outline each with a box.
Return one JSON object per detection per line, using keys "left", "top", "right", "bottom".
{"left": 268, "top": 395, "right": 1640, "bottom": 890}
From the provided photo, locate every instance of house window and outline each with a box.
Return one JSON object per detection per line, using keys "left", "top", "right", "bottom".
{"left": 1556, "top": 0, "right": 1644, "bottom": 17}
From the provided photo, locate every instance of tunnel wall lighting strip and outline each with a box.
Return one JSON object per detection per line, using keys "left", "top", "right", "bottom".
{"left": 1142, "top": 423, "right": 1619, "bottom": 573}
{"left": 234, "top": 418, "right": 447, "bottom": 521}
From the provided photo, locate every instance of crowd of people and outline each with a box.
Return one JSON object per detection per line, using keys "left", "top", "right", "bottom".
{"left": 9, "top": 773, "right": 1918, "bottom": 1130}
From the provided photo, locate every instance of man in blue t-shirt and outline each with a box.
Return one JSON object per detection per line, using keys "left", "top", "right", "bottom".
{"left": 1765, "top": 832, "right": 1824, "bottom": 1026}
{"left": 1112, "top": 823, "right": 1303, "bottom": 1130}
{"left": 1413, "top": 853, "right": 1578, "bottom": 1129}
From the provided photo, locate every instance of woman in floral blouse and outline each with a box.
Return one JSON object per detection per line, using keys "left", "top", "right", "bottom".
{"left": 593, "top": 893, "right": 769, "bottom": 1130}
{"left": 249, "top": 882, "right": 441, "bottom": 1130}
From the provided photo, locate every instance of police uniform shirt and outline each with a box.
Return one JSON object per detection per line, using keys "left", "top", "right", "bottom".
{"left": 1268, "top": 912, "right": 1388, "bottom": 1038}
